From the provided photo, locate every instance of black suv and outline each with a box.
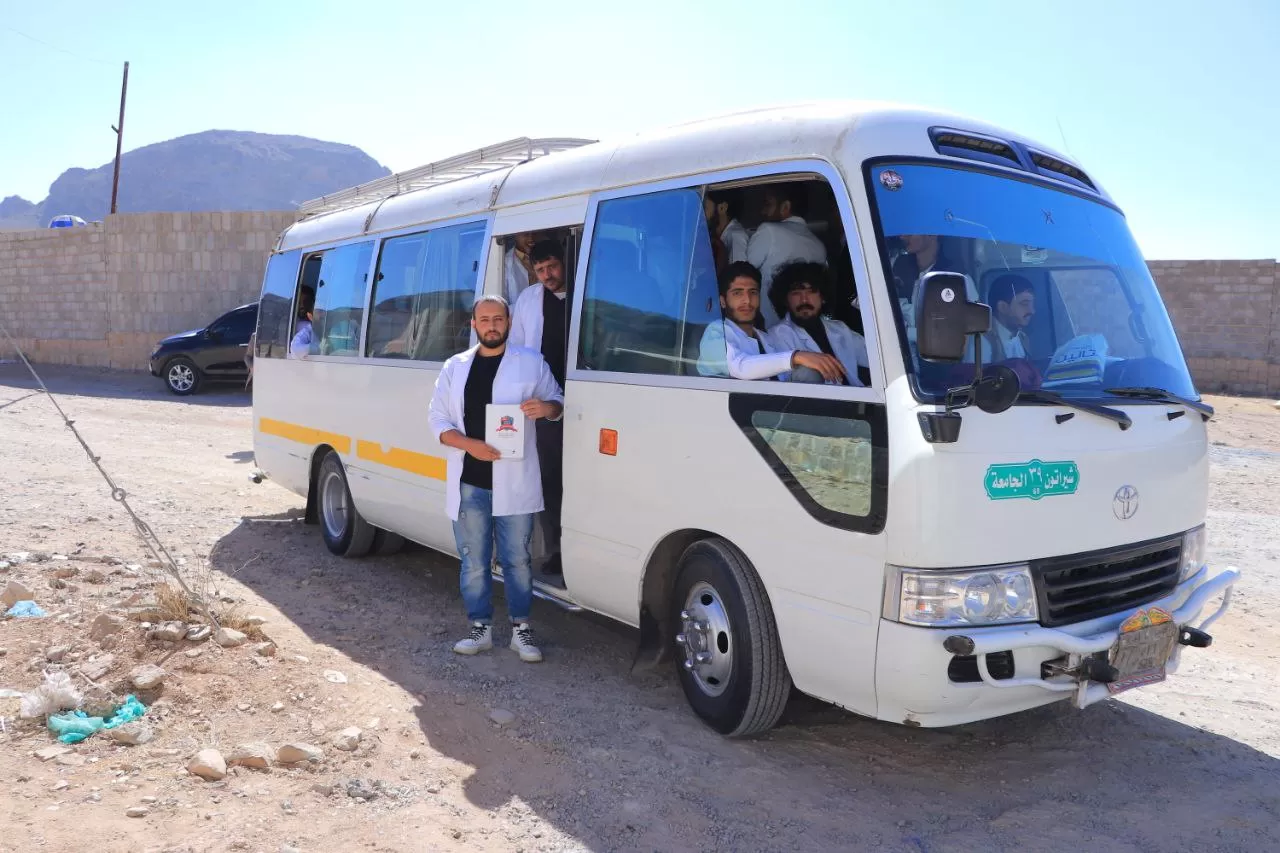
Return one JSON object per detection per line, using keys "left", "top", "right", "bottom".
{"left": 149, "top": 303, "right": 258, "bottom": 395}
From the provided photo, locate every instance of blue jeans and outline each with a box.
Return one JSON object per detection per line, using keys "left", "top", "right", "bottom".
{"left": 453, "top": 483, "right": 535, "bottom": 624}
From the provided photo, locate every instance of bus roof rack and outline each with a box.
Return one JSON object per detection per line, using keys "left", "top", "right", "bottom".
{"left": 296, "top": 136, "right": 597, "bottom": 218}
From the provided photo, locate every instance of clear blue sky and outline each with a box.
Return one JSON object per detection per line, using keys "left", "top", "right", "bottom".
{"left": 1, "top": 0, "right": 1275, "bottom": 259}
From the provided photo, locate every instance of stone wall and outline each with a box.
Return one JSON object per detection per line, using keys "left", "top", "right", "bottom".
{"left": 1149, "top": 260, "right": 1279, "bottom": 396}
{"left": 1, "top": 211, "right": 295, "bottom": 370}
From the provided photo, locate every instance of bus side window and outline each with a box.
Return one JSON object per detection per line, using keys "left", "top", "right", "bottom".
{"left": 578, "top": 188, "right": 721, "bottom": 376}
{"left": 367, "top": 220, "right": 486, "bottom": 362}
{"left": 256, "top": 250, "right": 302, "bottom": 359}
{"left": 311, "top": 242, "right": 373, "bottom": 357}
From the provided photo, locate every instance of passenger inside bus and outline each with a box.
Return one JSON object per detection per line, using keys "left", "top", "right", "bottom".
{"left": 746, "top": 186, "right": 827, "bottom": 327}
{"left": 288, "top": 287, "right": 315, "bottom": 359}
{"left": 983, "top": 273, "right": 1036, "bottom": 362}
{"left": 697, "top": 261, "right": 844, "bottom": 382}
{"left": 768, "top": 261, "right": 869, "bottom": 386}
{"left": 503, "top": 231, "right": 538, "bottom": 304}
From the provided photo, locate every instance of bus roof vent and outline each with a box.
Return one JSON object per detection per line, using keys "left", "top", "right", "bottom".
{"left": 1028, "top": 150, "right": 1097, "bottom": 191}
{"left": 929, "top": 128, "right": 1022, "bottom": 168}
{"left": 297, "top": 137, "right": 597, "bottom": 219}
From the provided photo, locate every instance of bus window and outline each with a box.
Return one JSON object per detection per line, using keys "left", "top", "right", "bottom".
{"left": 311, "top": 241, "right": 373, "bottom": 357}
{"left": 579, "top": 188, "right": 721, "bottom": 376}
{"left": 366, "top": 220, "right": 486, "bottom": 361}
{"left": 256, "top": 250, "right": 302, "bottom": 359}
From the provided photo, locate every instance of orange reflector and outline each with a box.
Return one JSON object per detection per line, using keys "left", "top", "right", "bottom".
{"left": 599, "top": 428, "right": 618, "bottom": 456}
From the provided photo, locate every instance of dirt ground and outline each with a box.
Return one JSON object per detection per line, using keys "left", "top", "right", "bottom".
{"left": 0, "top": 364, "right": 1277, "bottom": 853}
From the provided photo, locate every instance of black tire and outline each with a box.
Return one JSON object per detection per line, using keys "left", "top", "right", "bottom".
{"left": 316, "top": 452, "right": 376, "bottom": 557}
{"left": 670, "top": 538, "right": 792, "bottom": 737}
{"left": 372, "top": 529, "right": 405, "bottom": 556}
{"left": 164, "top": 357, "right": 202, "bottom": 396}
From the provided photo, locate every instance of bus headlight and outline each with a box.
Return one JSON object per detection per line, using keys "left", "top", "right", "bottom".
{"left": 1180, "top": 524, "right": 1206, "bottom": 582}
{"left": 886, "top": 565, "right": 1039, "bottom": 627}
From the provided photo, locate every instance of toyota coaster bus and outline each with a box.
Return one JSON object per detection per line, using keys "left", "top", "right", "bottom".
{"left": 249, "top": 102, "right": 1239, "bottom": 736}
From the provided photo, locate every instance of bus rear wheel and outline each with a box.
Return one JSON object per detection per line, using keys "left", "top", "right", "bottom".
{"left": 671, "top": 538, "right": 792, "bottom": 737}
{"left": 316, "top": 452, "right": 376, "bottom": 558}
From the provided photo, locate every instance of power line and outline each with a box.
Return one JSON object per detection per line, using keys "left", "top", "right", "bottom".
{"left": 0, "top": 24, "right": 116, "bottom": 65}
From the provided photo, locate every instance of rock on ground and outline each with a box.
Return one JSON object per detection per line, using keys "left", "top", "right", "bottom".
{"left": 107, "top": 722, "right": 154, "bottom": 745}
{"left": 187, "top": 749, "right": 227, "bottom": 781}
{"left": 77, "top": 654, "right": 116, "bottom": 681}
{"left": 215, "top": 627, "right": 248, "bottom": 647}
{"left": 148, "top": 621, "right": 186, "bottom": 642}
{"left": 129, "top": 663, "right": 166, "bottom": 691}
{"left": 277, "top": 743, "right": 324, "bottom": 764}
{"left": 1, "top": 579, "right": 34, "bottom": 607}
{"left": 332, "top": 727, "right": 362, "bottom": 751}
{"left": 226, "top": 742, "right": 274, "bottom": 769}
{"left": 89, "top": 613, "right": 126, "bottom": 641}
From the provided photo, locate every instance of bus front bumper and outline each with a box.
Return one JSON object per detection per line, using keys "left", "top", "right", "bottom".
{"left": 875, "top": 565, "right": 1239, "bottom": 728}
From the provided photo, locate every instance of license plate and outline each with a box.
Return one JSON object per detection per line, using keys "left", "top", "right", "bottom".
{"left": 1106, "top": 607, "right": 1179, "bottom": 695}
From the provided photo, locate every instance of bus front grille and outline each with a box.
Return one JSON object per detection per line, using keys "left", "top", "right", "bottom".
{"left": 1031, "top": 535, "right": 1183, "bottom": 628}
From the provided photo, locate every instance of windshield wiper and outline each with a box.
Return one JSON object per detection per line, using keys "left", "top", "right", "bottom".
{"left": 1103, "top": 387, "right": 1214, "bottom": 421}
{"left": 1018, "top": 389, "right": 1133, "bottom": 430}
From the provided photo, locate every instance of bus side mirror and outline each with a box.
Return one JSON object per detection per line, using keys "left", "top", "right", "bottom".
{"left": 916, "top": 272, "right": 991, "bottom": 363}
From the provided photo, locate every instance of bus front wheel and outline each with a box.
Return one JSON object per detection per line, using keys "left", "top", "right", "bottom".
{"left": 316, "top": 452, "right": 376, "bottom": 558}
{"left": 671, "top": 538, "right": 792, "bottom": 737}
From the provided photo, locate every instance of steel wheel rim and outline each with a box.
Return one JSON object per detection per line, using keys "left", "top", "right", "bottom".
{"left": 320, "top": 468, "right": 349, "bottom": 540}
{"left": 676, "top": 581, "right": 734, "bottom": 697}
{"left": 168, "top": 363, "right": 194, "bottom": 391}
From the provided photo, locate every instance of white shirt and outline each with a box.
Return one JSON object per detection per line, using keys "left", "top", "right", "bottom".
{"left": 992, "top": 321, "right": 1028, "bottom": 359}
{"left": 510, "top": 282, "right": 566, "bottom": 352}
{"left": 696, "top": 320, "right": 793, "bottom": 381}
{"left": 746, "top": 216, "right": 827, "bottom": 327}
{"left": 772, "top": 315, "right": 869, "bottom": 387}
{"left": 427, "top": 344, "right": 564, "bottom": 521}
{"left": 503, "top": 248, "right": 534, "bottom": 305}
{"left": 288, "top": 320, "right": 312, "bottom": 359}
{"left": 721, "top": 219, "right": 749, "bottom": 264}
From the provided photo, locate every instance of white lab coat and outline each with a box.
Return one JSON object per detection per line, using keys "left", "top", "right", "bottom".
{"left": 746, "top": 216, "right": 827, "bottom": 327}
{"left": 772, "top": 316, "right": 869, "bottom": 387}
{"left": 721, "top": 219, "right": 749, "bottom": 264}
{"left": 288, "top": 320, "right": 312, "bottom": 359}
{"left": 696, "top": 320, "right": 793, "bottom": 381}
{"left": 428, "top": 344, "right": 564, "bottom": 521}
{"left": 510, "top": 282, "right": 565, "bottom": 352}
{"left": 504, "top": 248, "right": 534, "bottom": 305}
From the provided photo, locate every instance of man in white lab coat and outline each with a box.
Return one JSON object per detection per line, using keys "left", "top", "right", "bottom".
{"left": 746, "top": 186, "right": 827, "bottom": 327}
{"left": 503, "top": 232, "right": 536, "bottom": 304}
{"left": 769, "top": 261, "right": 869, "bottom": 387}
{"left": 288, "top": 288, "right": 315, "bottom": 360}
{"left": 509, "top": 239, "right": 569, "bottom": 575}
{"left": 697, "top": 261, "right": 845, "bottom": 382}
{"left": 428, "top": 295, "right": 564, "bottom": 662}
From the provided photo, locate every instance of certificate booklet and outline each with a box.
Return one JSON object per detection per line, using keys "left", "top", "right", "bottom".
{"left": 485, "top": 404, "right": 525, "bottom": 459}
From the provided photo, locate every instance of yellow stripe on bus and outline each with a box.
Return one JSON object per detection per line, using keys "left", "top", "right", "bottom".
{"left": 356, "top": 440, "right": 447, "bottom": 481}
{"left": 258, "top": 418, "right": 352, "bottom": 455}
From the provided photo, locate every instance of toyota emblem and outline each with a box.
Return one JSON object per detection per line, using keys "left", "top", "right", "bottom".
{"left": 1113, "top": 485, "right": 1139, "bottom": 520}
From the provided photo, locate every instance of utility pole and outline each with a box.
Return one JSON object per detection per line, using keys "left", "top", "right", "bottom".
{"left": 109, "top": 61, "right": 129, "bottom": 215}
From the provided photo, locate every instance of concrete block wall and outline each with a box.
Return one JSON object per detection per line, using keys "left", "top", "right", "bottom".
{"left": 1149, "top": 260, "right": 1280, "bottom": 395}
{"left": 1, "top": 211, "right": 295, "bottom": 370}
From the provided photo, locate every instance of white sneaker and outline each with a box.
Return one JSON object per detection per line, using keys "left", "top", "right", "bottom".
{"left": 453, "top": 622, "right": 493, "bottom": 655}
{"left": 509, "top": 623, "right": 543, "bottom": 663}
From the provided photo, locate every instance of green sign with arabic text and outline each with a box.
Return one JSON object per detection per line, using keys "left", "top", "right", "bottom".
{"left": 985, "top": 459, "right": 1079, "bottom": 501}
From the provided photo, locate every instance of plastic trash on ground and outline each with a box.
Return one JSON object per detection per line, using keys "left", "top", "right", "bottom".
{"left": 47, "top": 694, "right": 147, "bottom": 743}
{"left": 5, "top": 601, "right": 46, "bottom": 618}
{"left": 20, "top": 670, "right": 82, "bottom": 718}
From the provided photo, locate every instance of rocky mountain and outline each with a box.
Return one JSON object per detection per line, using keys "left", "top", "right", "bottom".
{"left": 0, "top": 195, "right": 39, "bottom": 230}
{"left": 3, "top": 131, "right": 389, "bottom": 228}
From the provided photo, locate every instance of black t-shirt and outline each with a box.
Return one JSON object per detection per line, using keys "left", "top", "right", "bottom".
{"left": 460, "top": 351, "right": 504, "bottom": 490}
{"left": 795, "top": 316, "right": 846, "bottom": 385}
{"left": 541, "top": 288, "right": 567, "bottom": 387}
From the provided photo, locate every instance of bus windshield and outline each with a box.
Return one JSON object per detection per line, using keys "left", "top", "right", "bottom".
{"left": 869, "top": 162, "right": 1197, "bottom": 401}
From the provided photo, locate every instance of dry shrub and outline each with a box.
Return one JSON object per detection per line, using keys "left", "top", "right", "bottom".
{"left": 155, "top": 582, "right": 196, "bottom": 622}
{"left": 213, "top": 603, "right": 266, "bottom": 640}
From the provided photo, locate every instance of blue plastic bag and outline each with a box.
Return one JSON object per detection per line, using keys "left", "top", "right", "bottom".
{"left": 5, "top": 601, "right": 46, "bottom": 618}
{"left": 47, "top": 694, "right": 147, "bottom": 743}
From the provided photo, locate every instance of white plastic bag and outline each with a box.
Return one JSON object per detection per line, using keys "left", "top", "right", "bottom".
{"left": 20, "top": 670, "right": 82, "bottom": 718}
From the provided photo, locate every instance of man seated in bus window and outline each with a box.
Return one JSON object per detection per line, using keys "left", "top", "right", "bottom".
{"left": 746, "top": 186, "right": 827, "bottom": 327}
{"left": 983, "top": 273, "right": 1036, "bottom": 361}
{"left": 288, "top": 288, "right": 315, "bottom": 360}
{"left": 504, "top": 232, "right": 537, "bottom": 304}
{"left": 769, "top": 262, "right": 868, "bottom": 387}
{"left": 704, "top": 191, "right": 749, "bottom": 272}
{"left": 696, "top": 261, "right": 844, "bottom": 382}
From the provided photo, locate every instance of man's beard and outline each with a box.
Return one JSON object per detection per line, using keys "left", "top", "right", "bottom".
{"left": 479, "top": 329, "right": 509, "bottom": 349}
